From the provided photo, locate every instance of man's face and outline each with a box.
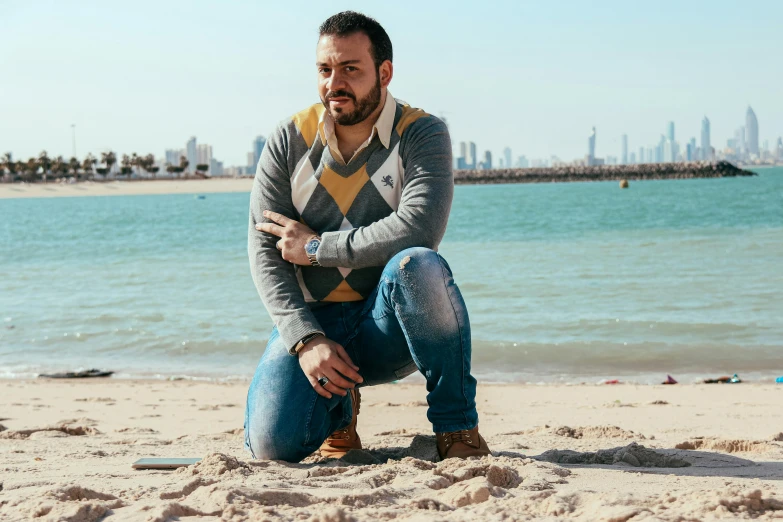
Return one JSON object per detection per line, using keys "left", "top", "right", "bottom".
{"left": 316, "top": 32, "right": 383, "bottom": 126}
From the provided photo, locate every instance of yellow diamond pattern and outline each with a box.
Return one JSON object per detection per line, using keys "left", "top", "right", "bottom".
{"left": 319, "top": 164, "right": 370, "bottom": 216}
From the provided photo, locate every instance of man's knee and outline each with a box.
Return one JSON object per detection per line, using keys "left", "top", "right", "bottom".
{"left": 386, "top": 247, "right": 444, "bottom": 280}
{"left": 245, "top": 416, "right": 310, "bottom": 462}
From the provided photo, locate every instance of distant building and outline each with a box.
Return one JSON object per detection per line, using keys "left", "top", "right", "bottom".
{"left": 165, "top": 149, "right": 182, "bottom": 166}
{"left": 587, "top": 127, "right": 596, "bottom": 166}
{"left": 483, "top": 150, "right": 492, "bottom": 170}
{"left": 196, "top": 144, "right": 212, "bottom": 167}
{"left": 246, "top": 152, "right": 256, "bottom": 174}
{"left": 736, "top": 126, "right": 746, "bottom": 156}
{"left": 629, "top": 152, "right": 636, "bottom": 164}
{"left": 746, "top": 106, "right": 759, "bottom": 156}
{"left": 667, "top": 121, "right": 675, "bottom": 142}
{"left": 517, "top": 155, "right": 528, "bottom": 168}
{"left": 468, "top": 142, "right": 477, "bottom": 169}
{"left": 638, "top": 147, "right": 645, "bottom": 164}
{"left": 503, "top": 147, "right": 512, "bottom": 169}
{"left": 457, "top": 142, "right": 468, "bottom": 169}
{"left": 621, "top": 134, "right": 628, "bottom": 164}
{"left": 776, "top": 137, "right": 783, "bottom": 161}
{"left": 186, "top": 137, "right": 197, "bottom": 171}
{"left": 701, "top": 117, "right": 711, "bottom": 160}
{"left": 210, "top": 158, "right": 223, "bottom": 176}
{"left": 252, "top": 135, "right": 267, "bottom": 167}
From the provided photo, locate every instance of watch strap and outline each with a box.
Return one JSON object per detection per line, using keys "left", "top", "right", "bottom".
{"left": 290, "top": 331, "right": 325, "bottom": 355}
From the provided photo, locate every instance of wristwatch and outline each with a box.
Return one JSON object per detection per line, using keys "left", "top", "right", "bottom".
{"left": 290, "top": 331, "right": 324, "bottom": 355}
{"left": 304, "top": 235, "right": 322, "bottom": 267}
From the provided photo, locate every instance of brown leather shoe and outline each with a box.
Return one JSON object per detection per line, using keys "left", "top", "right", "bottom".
{"left": 436, "top": 426, "right": 491, "bottom": 460}
{"left": 318, "top": 388, "right": 362, "bottom": 458}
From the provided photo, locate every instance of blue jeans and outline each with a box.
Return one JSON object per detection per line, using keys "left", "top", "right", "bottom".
{"left": 244, "top": 247, "right": 478, "bottom": 462}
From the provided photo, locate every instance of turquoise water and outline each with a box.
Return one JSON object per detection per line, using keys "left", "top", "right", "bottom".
{"left": 2, "top": 169, "right": 782, "bottom": 382}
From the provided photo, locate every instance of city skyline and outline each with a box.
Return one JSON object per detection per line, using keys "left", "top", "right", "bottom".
{"left": 2, "top": 1, "right": 782, "bottom": 167}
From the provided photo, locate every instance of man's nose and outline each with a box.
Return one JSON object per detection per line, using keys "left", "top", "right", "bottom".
{"left": 326, "top": 70, "right": 347, "bottom": 92}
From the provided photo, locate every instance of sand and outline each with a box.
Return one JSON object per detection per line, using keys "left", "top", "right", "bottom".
{"left": 0, "top": 179, "right": 253, "bottom": 199}
{"left": 1, "top": 379, "right": 782, "bottom": 521}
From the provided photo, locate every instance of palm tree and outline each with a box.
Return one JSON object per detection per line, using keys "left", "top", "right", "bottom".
{"left": 51, "top": 155, "right": 67, "bottom": 180}
{"left": 82, "top": 154, "right": 96, "bottom": 180}
{"left": 68, "top": 157, "right": 81, "bottom": 180}
{"left": 195, "top": 163, "right": 210, "bottom": 178}
{"left": 25, "top": 157, "right": 39, "bottom": 183}
{"left": 38, "top": 151, "right": 51, "bottom": 183}
{"left": 131, "top": 153, "right": 140, "bottom": 179}
{"left": 120, "top": 154, "right": 133, "bottom": 179}
{"left": 101, "top": 151, "right": 116, "bottom": 180}
{"left": 1, "top": 153, "right": 12, "bottom": 182}
{"left": 144, "top": 154, "right": 160, "bottom": 178}
{"left": 179, "top": 155, "right": 189, "bottom": 179}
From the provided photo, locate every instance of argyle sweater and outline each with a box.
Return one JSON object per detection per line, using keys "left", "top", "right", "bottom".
{"left": 248, "top": 99, "right": 453, "bottom": 351}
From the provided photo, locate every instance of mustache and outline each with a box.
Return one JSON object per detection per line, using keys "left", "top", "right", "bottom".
{"left": 325, "top": 90, "right": 356, "bottom": 101}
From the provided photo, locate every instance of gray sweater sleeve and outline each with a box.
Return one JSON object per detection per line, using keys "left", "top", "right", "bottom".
{"left": 248, "top": 124, "right": 322, "bottom": 351}
{"left": 316, "top": 118, "right": 454, "bottom": 269}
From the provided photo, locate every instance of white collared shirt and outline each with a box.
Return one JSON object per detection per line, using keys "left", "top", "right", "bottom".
{"left": 318, "top": 89, "right": 396, "bottom": 165}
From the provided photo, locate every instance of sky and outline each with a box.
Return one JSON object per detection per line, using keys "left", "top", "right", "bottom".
{"left": 2, "top": 0, "right": 782, "bottom": 166}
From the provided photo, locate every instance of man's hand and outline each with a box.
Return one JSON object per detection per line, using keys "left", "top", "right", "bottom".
{"left": 298, "top": 336, "right": 363, "bottom": 399}
{"left": 255, "top": 210, "right": 316, "bottom": 265}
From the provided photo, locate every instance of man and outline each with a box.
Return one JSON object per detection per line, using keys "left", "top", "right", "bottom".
{"left": 244, "top": 11, "right": 490, "bottom": 463}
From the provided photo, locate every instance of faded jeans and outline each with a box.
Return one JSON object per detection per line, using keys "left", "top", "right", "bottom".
{"left": 244, "top": 247, "right": 478, "bottom": 462}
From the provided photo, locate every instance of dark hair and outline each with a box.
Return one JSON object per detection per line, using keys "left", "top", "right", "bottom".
{"left": 319, "top": 11, "right": 393, "bottom": 68}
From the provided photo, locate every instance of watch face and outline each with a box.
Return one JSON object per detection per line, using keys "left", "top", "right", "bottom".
{"left": 305, "top": 239, "right": 320, "bottom": 256}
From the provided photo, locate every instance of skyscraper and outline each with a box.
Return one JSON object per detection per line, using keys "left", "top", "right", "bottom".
{"left": 503, "top": 147, "right": 512, "bottom": 170}
{"left": 186, "top": 137, "right": 197, "bottom": 171}
{"left": 701, "top": 117, "right": 711, "bottom": 160}
{"left": 483, "top": 150, "right": 492, "bottom": 170}
{"left": 165, "top": 149, "right": 182, "bottom": 166}
{"left": 638, "top": 147, "right": 645, "bottom": 164}
{"left": 196, "top": 144, "right": 212, "bottom": 166}
{"left": 667, "top": 122, "right": 675, "bottom": 142}
{"left": 253, "top": 135, "right": 267, "bottom": 167}
{"left": 468, "top": 142, "right": 477, "bottom": 169}
{"left": 745, "top": 106, "right": 759, "bottom": 156}
{"left": 587, "top": 127, "right": 596, "bottom": 166}
{"left": 776, "top": 137, "right": 783, "bottom": 161}
{"left": 621, "top": 134, "right": 628, "bottom": 164}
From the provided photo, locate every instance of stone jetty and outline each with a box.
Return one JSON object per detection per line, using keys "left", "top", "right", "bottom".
{"left": 453, "top": 161, "right": 755, "bottom": 185}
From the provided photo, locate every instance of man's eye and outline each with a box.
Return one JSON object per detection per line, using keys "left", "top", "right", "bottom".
{"left": 319, "top": 68, "right": 330, "bottom": 74}
{"left": 345, "top": 67, "right": 357, "bottom": 72}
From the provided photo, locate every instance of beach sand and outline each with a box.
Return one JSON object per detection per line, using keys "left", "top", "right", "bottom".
{"left": 1, "top": 379, "right": 782, "bottom": 520}
{"left": 0, "top": 179, "right": 253, "bottom": 199}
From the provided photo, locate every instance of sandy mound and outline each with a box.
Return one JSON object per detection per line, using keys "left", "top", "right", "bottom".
{"left": 675, "top": 437, "right": 781, "bottom": 454}
{"left": 518, "top": 425, "right": 647, "bottom": 440}
{"left": 0, "top": 418, "right": 101, "bottom": 439}
{"left": 538, "top": 443, "right": 691, "bottom": 468}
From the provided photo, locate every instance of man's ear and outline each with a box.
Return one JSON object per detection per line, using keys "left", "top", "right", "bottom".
{"left": 379, "top": 60, "right": 393, "bottom": 88}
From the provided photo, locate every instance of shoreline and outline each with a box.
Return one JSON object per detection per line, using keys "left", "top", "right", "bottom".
{"left": 0, "top": 162, "right": 765, "bottom": 199}
{"left": 0, "top": 178, "right": 254, "bottom": 199}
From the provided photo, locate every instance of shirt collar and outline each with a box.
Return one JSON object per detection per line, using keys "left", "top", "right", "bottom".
{"left": 318, "top": 90, "right": 396, "bottom": 149}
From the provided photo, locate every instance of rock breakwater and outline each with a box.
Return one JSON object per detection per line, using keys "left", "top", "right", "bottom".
{"left": 453, "top": 161, "right": 755, "bottom": 185}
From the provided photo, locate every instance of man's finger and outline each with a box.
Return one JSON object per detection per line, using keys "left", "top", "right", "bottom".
{"left": 336, "top": 344, "right": 360, "bottom": 373}
{"left": 307, "top": 375, "right": 332, "bottom": 399}
{"left": 323, "top": 368, "right": 355, "bottom": 391}
{"left": 263, "top": 210, "right": 294, "bottom": 226}
{"left": 332, "top": 357, "right": 363, "bottom": 385}
{"left": 256, "top": 222, "right": 284, "bottom": 237}
{"left": 322, "top": 380, "right": 348, "bottom": 397}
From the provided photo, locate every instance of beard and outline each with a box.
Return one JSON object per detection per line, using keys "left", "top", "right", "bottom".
{"left": 321, "top": 73, "right": 382, "bottom": 126}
